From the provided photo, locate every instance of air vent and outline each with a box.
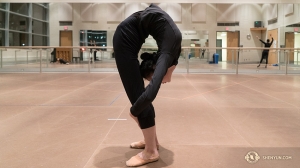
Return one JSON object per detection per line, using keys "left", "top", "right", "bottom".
{"left": 217, "top": 22, "right": 239, "bottom": 26}
{"left": 286, "top": 23, "right": 300, "bottom": 27}
{"left": 59, "top": 21, "right": 72, "bottom": 26}
{"left": 268, "top": 19, "right": 277, "bottom": 25}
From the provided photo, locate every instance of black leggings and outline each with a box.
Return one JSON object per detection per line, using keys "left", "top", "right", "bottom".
{"left": 113, "top": 21, "right": 155, "bottom": 129}
{"left": 115, "top": 57, "right": 156, "bottom": 129}
{"left": 259, "top": 50, "right": 269, "bottom": 64}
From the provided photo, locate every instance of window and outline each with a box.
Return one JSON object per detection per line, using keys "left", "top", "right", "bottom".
{"left": 32, "top": 35, "right": 47, "bottom": 46}
{"left": 1, "top": 3, "right": 49, "bottom": 47}
{"left": 32, "top": 3, "right": 47, "bottom": 20}
{"left": 80, "top": 30, "right": 107, "bottom": 50}
{"left": 93, "top": 31, "right": 107, "bottom": 45}
{"left": 9, "top": 31, "right": 29, "bottom": 46}
{"left": 0, "top": 11, "right": 5, "bottom": 28}
{"left": 0, "top": 30, "right": 4, "bottom": 46}
{"left": 10, "top": 3, "right": 29, "bottom": 16}
{"left": 32, "top": 20, "right": 47, "bottom": 35}
{"left": 9, "top": 13, "right": 29, "bottom": 32}
{"left": 0, "top": 3, "right": 6, "bottom": 10}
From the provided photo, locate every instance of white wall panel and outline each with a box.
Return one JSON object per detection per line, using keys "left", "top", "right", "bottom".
{"left": 107, "top": 3, "right": 125, "bottom": 22}
{"left": 155, "top": 3, "right": 181, "bottom": 22}
{"left": 80, "top": 3, "right": 94, "bottom": 21}
{"left": 92, "top": 4, "right": 106, "bottom": 21}
{"left": 266, "top": 4, "right": 278, "bottom": 20}
{"left": 155, "top": 3, "right": 167, "bottom": 11}
{"left": 191, "top": 3, "right": 206, "bottom": 22}
{"left": 140, "top": 3, "right": 151, "bottom": 9}
{"left": 125, "top": 3, "right": 141, "bottom": 18}
{"left": 57, "top": 3, "right": 73, "bottom": 21}
{"left": 284, "top": 4, "right": 294, "bottom": 16}
{"left": 167, "top": 3, "right": 182, "bottom": 22}
{"left": 216, "top": 4, "right": 237, "bottom": 22}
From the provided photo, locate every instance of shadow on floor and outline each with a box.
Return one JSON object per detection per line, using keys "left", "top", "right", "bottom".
{"left": 93, "top": 146, "right": 174, "bottom": 168}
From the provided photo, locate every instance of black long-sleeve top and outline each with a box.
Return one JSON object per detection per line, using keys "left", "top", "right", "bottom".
{"left": 123, "top": 4, "right": 181, "bottom": 116}
{"left": 259, "top": 37, "right": 274, "bottom": 52}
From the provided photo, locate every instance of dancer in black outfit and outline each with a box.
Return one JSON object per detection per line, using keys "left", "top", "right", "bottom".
{"left": 113, "top": 4, "right": 182, "bottom": 167}
{"left": 256, "top": 35, "right": 274, "bottom": 68}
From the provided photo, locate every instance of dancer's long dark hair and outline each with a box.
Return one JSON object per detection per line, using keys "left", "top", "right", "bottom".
{"left": 140, "top": 52, "right": 159, "bottom": 79}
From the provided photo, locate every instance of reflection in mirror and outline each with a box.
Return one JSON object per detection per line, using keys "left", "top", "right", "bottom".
{"left": 285, "top": 23, "right": 300, "bottom": 65}
{"left": 79, "top": 30, "right": 107, "bottom": 50}
{"left": 282, "top": 3, "right": 300, "bottom": 66}
{"left": 141, "top": 30, "right": 209, "bottom": 59}
{"left": 181, "top": 30, "right": 209, "bottom": 59}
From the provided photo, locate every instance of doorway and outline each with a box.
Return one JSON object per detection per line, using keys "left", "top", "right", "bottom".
{"left": 60, "top": 30, "right": 72, "bottom": 46}
{"left": 216, "top": 31, "right": 239, "bottom": 62}
{"left": 216, "top": 39, "right": 222, "bottom": 61}
{"left": 295, "top": 33, "right": 300, "bottom": 64}
{"left": 227, "top": 31, "right": 239, "bottom": 63}
{"left": 59, "top": 30, "right": 73, "bottom": 62}
{"left": 267, "top": 29, "right": 278, "bottom": 64}
{"left": 216, "top": 32, "right": 227, "bottom": 61}
{"left": 285, "top": 32, "right": 295, "bottom": 64}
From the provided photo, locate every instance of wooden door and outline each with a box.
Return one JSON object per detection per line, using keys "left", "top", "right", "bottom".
{"left": 58, "top": 31, "right": 72, "bottom": 62}
{"left": 285, "top": 32, "right": 295, "bottom": 63}
{"left": 267, "top": 29, "right": 278, "bottom": 64}
{"left": 227, "top": 31, "right": 239, "bottom": 63}
{"left": 194, "top": 44, "right": 200, "bottom": 58}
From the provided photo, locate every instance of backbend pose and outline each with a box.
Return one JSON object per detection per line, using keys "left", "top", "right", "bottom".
{"left": 113, "top": 4, "right": 182, "bottom": 167}
{"left": 256, "top": 34, "right": 274, "bottom": 68}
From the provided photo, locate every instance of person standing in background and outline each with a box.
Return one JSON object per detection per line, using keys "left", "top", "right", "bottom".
{"left": 256, "top": 34, "right": 274, "bottom": 68}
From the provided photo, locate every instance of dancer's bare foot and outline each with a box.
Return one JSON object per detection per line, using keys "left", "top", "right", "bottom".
{"left": 126, "top": 151, "right": 159, "bottom": 167}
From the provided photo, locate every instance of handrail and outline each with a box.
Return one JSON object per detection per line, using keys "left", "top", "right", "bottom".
{"left": 0, "top": 46, "right": 299, "bottom": 74}
{"left": 1, "top": 46, "right": 299, "bottom": 51}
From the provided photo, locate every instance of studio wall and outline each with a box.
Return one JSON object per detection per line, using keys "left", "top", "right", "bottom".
{"left": 49, "top": 3, "right": 300, "bottom": 63}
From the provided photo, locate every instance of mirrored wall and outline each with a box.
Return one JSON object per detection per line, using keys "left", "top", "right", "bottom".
{"left": 0, "top": 3, "right": 299, "bottom": 74}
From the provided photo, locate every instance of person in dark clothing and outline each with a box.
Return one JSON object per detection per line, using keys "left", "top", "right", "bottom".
{"left": 57, "top": 58, "right": 69, "bottom": 65}
{"left": 256, "top": 35, "right": 274, "bottom": 68}
{"left": 113, "top": 4, "right": 182, "bottom": 167}
{"left": 201, "top": 49, "right": 206, "bottom": 58}
{"left": 92, "top": 40, "right": 99, "bottom": 61}
{"left": 89, "top": 40, "right": 98, "bottom": 61}
{"left": 50, "top": 48, "right": 57, "bottom": 63}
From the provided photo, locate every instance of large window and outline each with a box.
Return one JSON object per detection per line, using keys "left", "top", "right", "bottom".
{"left": 10, "top": 3, "right": 29, "bottom": 16}
{"left": 9, "top": 13, "right": 29, "bottom": 32}
{"left": 0, "top": 11, "right": 5, "bottom": 28}
{"left": 32, "top": 4, "right": 47, "bottom": 20}
{"left": 80, "top": 30, "right": 107, "bottom": 50}
{"left": 32, "top": 20, "right": 47, "bottom": 35}
{"left": 0, "top": 3, "right": 6, "bottom": 10}
{"left": 32, "top": 35, "right": 47, "bottom": 46}
{"left": 0, "top": 30, "right": 4, "bottom": 46}
{"left": 9, "top": 31, "right": 29, "bottom": 46}
{"left": 1, "top": 3, "right": 49, "bottom": 46}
